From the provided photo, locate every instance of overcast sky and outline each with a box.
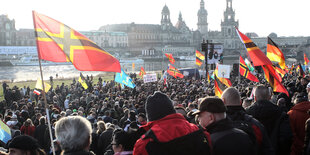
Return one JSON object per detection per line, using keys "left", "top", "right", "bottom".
{"left": 1, "top": 0, "right": 309, "bottom": 37}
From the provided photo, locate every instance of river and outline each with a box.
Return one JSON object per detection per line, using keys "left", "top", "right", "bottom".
{"left": 0, "top": 60, "right": 196, "bottom": 82}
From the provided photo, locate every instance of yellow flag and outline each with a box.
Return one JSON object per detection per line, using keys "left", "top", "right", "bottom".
{"left": 35, "top": 78, "right": 51, "bottom": 93}
{"left": 79, "top": 73, "right": 88, "bottom": 89}
{"left": 132, "top": 63, "right": 135, "bottom": 72}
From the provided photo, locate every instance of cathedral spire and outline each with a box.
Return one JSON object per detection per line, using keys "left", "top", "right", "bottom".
{"left": 178, "top": 12, "right": 182, "bottom": 21}
{"left": 200, "top": 0, "right": 205, "bottom": 9}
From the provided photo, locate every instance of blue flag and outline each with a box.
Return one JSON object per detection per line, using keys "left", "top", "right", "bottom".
{"left": 115, "top": 69, "right": 135, "bottom": 88}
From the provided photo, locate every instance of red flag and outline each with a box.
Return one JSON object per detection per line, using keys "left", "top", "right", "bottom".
{"left": 239, "top": 56, "right": 259, "bottom": 82}
{"left": 167, "top": 65, "right": 184, "bottom": 78}
{"left": 236, "top": 28, "right": 272, "bottom": 66}
{"left": 32, "top": 11, "right": 121, "bottom": 72}
{"left": 305, "top": 53, "right": 310, "bottom": 66}
{"left": 139, "top": 67, "right": 146, "bottom": 77}
{"left": 262, "top": 65, "right": 289, "bottom": 97}
{"left": 165, "top": 53, "right": 175, "bottom": 64}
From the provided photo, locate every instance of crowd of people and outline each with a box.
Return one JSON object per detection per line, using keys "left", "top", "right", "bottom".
{"left": 0, "top": 67, "right": 310, "bottom": 155}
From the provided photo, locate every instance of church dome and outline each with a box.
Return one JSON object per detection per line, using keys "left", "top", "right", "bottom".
{"left": 268, "top": 32, "right": 278, "bottom": 38}
{"left": 162, "top": 5, "right": 170, "bottom": 14}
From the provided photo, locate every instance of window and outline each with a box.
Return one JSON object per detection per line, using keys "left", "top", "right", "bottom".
{"left": 5, "top": 23, "right": 10, "bottom": 30}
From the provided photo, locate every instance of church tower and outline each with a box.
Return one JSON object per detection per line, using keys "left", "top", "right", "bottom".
{"left": 161, "top": 5, "right": 172, "bottom": 31}
{"left": 221, "top": 0, "right": 239, "bottom": 49}
{"left": 197, "top": 0, "right": 208, "bottom": 37}
{"left": 221, "top": 0, "right": 239, "bottom": 38}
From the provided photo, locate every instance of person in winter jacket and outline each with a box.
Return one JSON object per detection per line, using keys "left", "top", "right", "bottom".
{"left": 287, "top": 92, "right": 310, "bottom": 155}
{"left": 246, "top": 85, "right": 293, "bottom": 155}
{"left": 195, "top": 96, "right": 256, "bottom": 155}
{"left": 222, "top": 87, "right": 275, "bottom": 155}
{"left": 133, "top": 91, "right": 211, "bottom": 155}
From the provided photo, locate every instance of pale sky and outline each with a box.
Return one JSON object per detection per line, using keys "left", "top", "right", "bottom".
{"left": 1, "top": 0, "right": 309, "bottom": 37}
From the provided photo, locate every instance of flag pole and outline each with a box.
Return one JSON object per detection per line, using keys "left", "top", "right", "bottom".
{"left": 238, "top": 56, "right": 241, "bottom": 85}
{"left": 32, "top": 11, "right": 56, "bottom": 155}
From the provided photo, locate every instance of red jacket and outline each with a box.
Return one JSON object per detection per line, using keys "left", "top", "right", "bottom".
{"left": 287, "top": 101, "right": 310, "bottom": 155}
{"left": 20, "top": 125, "right": 36, "bottom": 137}
{"left": 133, "top": 113, "right": 211, "bottom": 155}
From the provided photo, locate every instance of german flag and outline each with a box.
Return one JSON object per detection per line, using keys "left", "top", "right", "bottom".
{"left": 275, "top": 66, "right": 286, "bottom": 78}
{"left": 289, "top": 64, "right": 295, "bottom": 74}
{"left": 167, "top": 65, "right": 184, "bottom": 78}
{"left": 214, "top": 75, "right": 229, "bottom": 98}
{"left": 165, "top": 53, "right": 175, "bottom": 64}
{"left": 267, "top": 37, "right": 286, "bottom": 70}
{"left": 305, "top": 53, "right": 309, "bottom": 66}
{"left": 298, "top": 63, "right": 305, "bottom": 77}
{"left": 262, "top": 65, "right": 289, "bottom": 97}
{"left": 32, "top": 11, "right": 120, "bottom": 72}
{"left": 239, "top": 56, "right": 259, "bottom": 82}
{"left": 236, "top": 28, "right": 272, "bottom": 66}
{"left": 139, "top": 67, "right": 146, "bottom": 77}
{"left": 196, "top": 50, "right": 205, "bottom": 66}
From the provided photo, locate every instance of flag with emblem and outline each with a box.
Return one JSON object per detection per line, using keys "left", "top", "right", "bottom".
{"left": 305, "top": 53, "right": 310, "bottom": 66}
{"left": 262, "top": 65, "right": 289, "bottom": 96}
{"left": 139, "top": 67, "right": 146, "bottom": 77}
{"left": 267, "top": 37, "right": 286, "bottom": 69}
{"left": 167, "top": 65, "right": 184, "bottom": 78}
{"left": 196, "top": 50, "right": 205, "bottom": 66}
{"left": 165, "top": 53, "right": 175, "bottom": 64}
{"left": 236, "top": 28, "right": 272, "bottom": 66}
{"left": 78, "top": 73, "right": 88, "bottom": 89}
{"left": 239, "top": 56, "right": 259, "bottom": 82}
{"left": 244, "top": 58, "right": 255, "bottom": 72}
{"left": 115, "top": 69, "right": 135, "bottom": 88}
{"left": 32, "top": 11, "right": 121, "bottom": 72}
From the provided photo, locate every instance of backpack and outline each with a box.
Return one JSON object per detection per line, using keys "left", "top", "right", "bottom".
{"left": 144, "top": 129, "right": 211, "bottom": 155}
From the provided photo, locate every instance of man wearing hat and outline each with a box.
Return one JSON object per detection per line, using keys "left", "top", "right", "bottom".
{"left": 8, "top": 135, "right": 46, "bottom": 155}
{"left": 194, "top": 96, "right": 255, "bottom": 155}
{"left": 133, "top": 91, "right": 211, "bottom": 155}
{"left": 288, "top": 92, "right": 310, "bottom": 155}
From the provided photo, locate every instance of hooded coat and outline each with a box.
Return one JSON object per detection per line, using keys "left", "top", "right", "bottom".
{"left": 287, "top": 101, "right": 310, "bottom": 155}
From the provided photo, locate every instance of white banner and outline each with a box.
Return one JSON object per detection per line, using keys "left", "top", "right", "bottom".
{"left": 217, "top": 64, "right": 231, "bottom": 78}
{"left": 143, "top": 73, "right": 157, "bottom": 83}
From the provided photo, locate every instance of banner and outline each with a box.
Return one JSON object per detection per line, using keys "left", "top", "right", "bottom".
{"left": 217, "top": 64, "right": 231, "bottom": 78}
{"left": 143, "top": 73, "right": 157, "bottom": 83}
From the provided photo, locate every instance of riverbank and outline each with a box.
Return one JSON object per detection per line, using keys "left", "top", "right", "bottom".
{"left": 0, "top": 72, "right": 116, "bottom": 101}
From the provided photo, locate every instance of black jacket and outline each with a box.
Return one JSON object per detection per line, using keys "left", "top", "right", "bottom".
{"left": 34, "top": 124, "right": 48, "bottom": 149}
{"left": 246, "top": 100, "right": 292, "bottom": 155}
{"left": 97, "top": 128, "right": 114, "bottom": 155}
{"left": 206, "top": 118, "right": 255, "bottom": 155}
{"left": 227, "top": 106, "right": 275, "bottom": 155}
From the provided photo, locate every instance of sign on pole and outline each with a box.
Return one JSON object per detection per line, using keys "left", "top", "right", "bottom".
{"left": 143, "top": 73, "right": 157, "bottom": 83}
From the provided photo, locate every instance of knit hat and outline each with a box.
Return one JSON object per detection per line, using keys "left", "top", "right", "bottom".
{"left": 145, "top": 91, "right": 176, "bottom": 121}
{"left": 8, "top": 135, "right": 40, "bottom": 150}
{"left": 193, "top": 97, "right": 227, "bottom": 115}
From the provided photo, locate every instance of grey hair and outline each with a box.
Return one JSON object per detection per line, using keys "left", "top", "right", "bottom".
{"left": 55, "top": 116, "right": 92, "bottom": 152}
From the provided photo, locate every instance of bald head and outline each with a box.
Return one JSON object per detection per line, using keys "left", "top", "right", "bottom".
{"left": 221, "top": 87, "right": 241, "bottom": 106}
{"left": 254, "top": 85, "right": 271, "bottom": 101}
